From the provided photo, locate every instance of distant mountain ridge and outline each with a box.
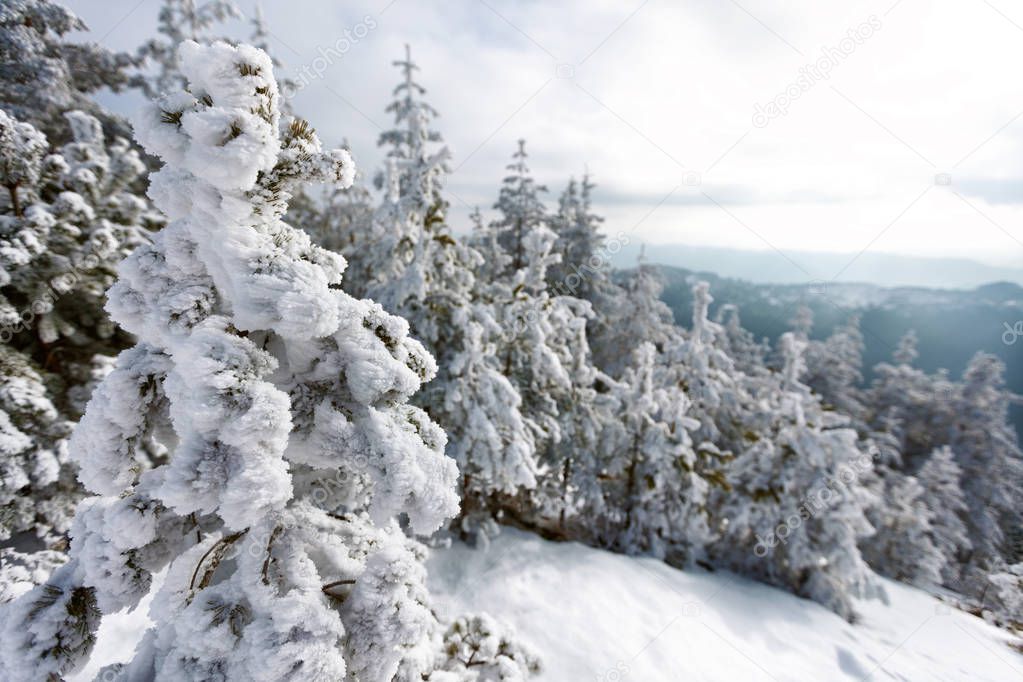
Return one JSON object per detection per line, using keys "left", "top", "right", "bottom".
{"left": 637, "top": 263, "right": 1023, "bottom": 439}
{"left": 610, "top": 243, "right": 1023, "bottom": 289}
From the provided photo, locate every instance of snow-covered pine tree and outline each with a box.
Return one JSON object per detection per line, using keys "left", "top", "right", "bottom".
{"left": 0, "top": 2, "right": 155, "bottom": 590}
{"left": 0, "top": 41, "right": 461, "bottom": 681}
{"left": 527, "top": 291, "right": 617, "bottom": 541}
{"left": 488, "top": 224, "right": 567, "bottom": 482}
{"left": 787, "top": 315, "right": 938, "bottom": 592}
{"left": 492, "top": 139, "right": 548, "bottom": 274}
{"left": 986, "top": 563, "right": 1023, "bottom": 625}
{"left": 0, "top": 107, "right": 153, "bottom": 560}
{"left": 851, "top": 441, "right": 970, "bottom": 594}
{"left": 136, "top": 0, "right": 242, "bottom": 97}
{"left": 948, "top": 353, "right": 1023, "bottom": 599}
{"left": 712, "top": 325, "right": 882, "bottom": 621}
{"left": 338, "top": 45, "right": 451, "bottom": 301}
{"left": 323, "top": 49, "right": 540, "bottom": 541}
{"left": 467, "top": 204, "right": 511, "bottom": 288}
{"left": 590, "top": 249, "right": 679, "bottom": 379}
{"left": 859, "top": 468, "right": 945, "bottom": 588}
{"left": 0, "top": 0, "right": 137, "bottom": 140}
{"left": 376, "top": 44, "right": 447, "bottom": 197}
{"left": 437, "top": 299, "right": 540, "bottom": 542}
{"left": 916, "top": 445, "right": 971, "bottom": 584}
{"left": 803, "top": 314, "right": 866, "bottom": 420}
{"left": 859, "top": 333, "right": 1020, "bottom": 605}
{"left": 547, "top": 174, "right": 612, "bottom": 301}
{"left": 483, "top": 172, "right": 618, "bottom": 541}
{"left": 666, "top": 281, "right": 745, "bottom": 450}
{"left": 714, "top": 303, "right": 768, "bottom": 378}
{"left": 608, "top": 342, "right": 710, "bottom": 563}
{"left": 865, "top": 330, "right": 957, "bottom": 471}
{"left": 377, "top": 164, "right": 541, "bottom": 539}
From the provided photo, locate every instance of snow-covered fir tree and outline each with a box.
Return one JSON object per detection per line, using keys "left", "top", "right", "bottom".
{"left": 330, "top": 49, "right": 540, "bottom": 541}
{"left": 665, "top": 281, "right": 746, "bottom": 450}
{"left": 617, "top": 281, "right": 739, "bottom": 559}
{"left": 0, "top": 107, "right": 153, "bottom": 561}
{"left": 527, "top": 292, "right": 617, "bottom": 541}
{"left": 948, "top": 353, "right": 1023, "bottom": 601}
{"left": 850, "top": 441, "right": 970, "bottom": 595}
{"left": 916, "top": 445, "right": 971, "bottom": 584}
{"left": 0, "top": 0, "right": 136, "bottom": 139}
{"left": 714, "top": 303, "right": 768, "bottom": 378}
{"left": 375, "top": 44, "right": 447, "bottom": 198}
{"left": 608, "top": 342, "right": 710, "bottom": 563}
{"left": 491, "top": 140, "right": 548, "bottom": 273}
{"left": 711, "top": 324, "right": 882, "bottom": 621}
{"left": 590, "top": 249, "right": 679, "bottom": 379}
{"left": 859, "top": 468, "right": 945, "bottom": 588}
{"left": 547, "top": 174, "right": 613, "bottom": 302}
{"left": 437, "top": 299, "right": 540, "bottom": 541}
{"left": 339, "top": 45, "right": 451, "bottom": 301}
{"left": 863, "top": 333, "right": 1021, "bottom": 606}
{"left": 0, "top": 41, "right": 464, "bottom": 681}
{"left": 377, "top": 165, "right": 540, "bottom": 539}
{"left": 477, "top": 182, "right": 614, "bottom": 541}
{"left": 803, "top": 314, "right": 866, "bottom": 420}
{"left": 486, "top": 225, "right": 567, "bottom": 485}
{"left": 865, "top": 330, "right": 957, "bottom": 471}
{"left": 136, "top": 0, "right": 241, "bottom": 97}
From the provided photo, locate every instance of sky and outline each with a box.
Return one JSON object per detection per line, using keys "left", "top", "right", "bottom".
{"left": 66, "top": 0, "right": 1023, "bottom": 278}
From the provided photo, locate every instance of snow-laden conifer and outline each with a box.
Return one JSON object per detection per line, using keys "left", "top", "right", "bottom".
{"left": 0, "top": 41, "right": 460, "bottom": 681}
{"left": 948, "top": 353, "right": 1023, "bottom": 598}
{"left": 916, "top": 446, "right": 971, "bottom": 583}
{"left": 591, "top": 250, "right": 678, "bottom": 379}
{"left": 0, "top": 0, "right": 136, "bottom": 139}
{"left": 803, "top": 314, "right": 866, "bottom": 419}
{"left": 0, "top": 107, "right": 153, "bottom": 557}
{"left": 137, "top": 0, "right": 242, "bottom": 97}
{"left": 491, "top": 140, "right": 548, "bottom": 273}
{"left": 712, "top": 315, "right": 882, "bottom": 620}
{"left": 608, "top": 343, "right": 710, "bottom": 562}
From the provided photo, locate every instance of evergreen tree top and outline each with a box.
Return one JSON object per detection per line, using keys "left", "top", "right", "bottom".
{"left": 378, "top": 43, "right": 441, "bottom": 158}
{"left": 490, "top": 139, "right": 549, "bottom": 273}
{"left": 136, "top": 0, "right": 241, "bottom": 97}
{"left": 156, "top": 0, "right": 241, "bottom": 44}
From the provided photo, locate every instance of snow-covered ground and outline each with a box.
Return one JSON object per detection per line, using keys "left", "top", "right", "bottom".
{"left": 427, "top": 528, "right": 1023, "bottom": 682}
{"left": 73, "top": 526, "right": 1022, "bottom": 681}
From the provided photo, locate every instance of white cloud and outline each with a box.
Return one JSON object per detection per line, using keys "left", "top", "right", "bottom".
{"left": 67, "top": 0, "right": 1023, "bottom": 267}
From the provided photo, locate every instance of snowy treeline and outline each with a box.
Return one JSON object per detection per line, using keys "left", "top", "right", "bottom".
{"left": 0, "top": 2, "right": 1020, "bottom": 680}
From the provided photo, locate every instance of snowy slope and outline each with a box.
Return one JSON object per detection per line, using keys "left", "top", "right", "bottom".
{"left": 427, "top": 528, "right": 1023, "bottom": 682}
{"left": 72, "top": 526, "right": 1022, "bottom": 681}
